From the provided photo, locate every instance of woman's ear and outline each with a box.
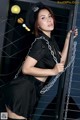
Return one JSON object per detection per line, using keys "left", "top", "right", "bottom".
{"left": 37, "top": 25, "right": 40, "bottom": 28}
{"left": 38, "top": 26, "right": 42, "bottom": 30}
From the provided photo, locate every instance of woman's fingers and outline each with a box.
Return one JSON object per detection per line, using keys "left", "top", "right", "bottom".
{"left": 67, "top": 28, "right": 78, "bottom": 39}
{"left": 56, "top": 62, "right": 64, "bottom": 72}
{"left": 53, "top": 62, "right": 64, "bottom": 75}
{"left": 73, "top": 28, "right": 78, "bottom": 38}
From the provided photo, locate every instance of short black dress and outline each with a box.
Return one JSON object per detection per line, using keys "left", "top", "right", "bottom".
{"left": 4, "top": 33, "right": 61, "bottom": 118}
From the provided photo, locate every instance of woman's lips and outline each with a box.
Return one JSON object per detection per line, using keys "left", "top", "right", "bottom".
{"left": 48, "top": 24, "right": 53, "bottom": 27}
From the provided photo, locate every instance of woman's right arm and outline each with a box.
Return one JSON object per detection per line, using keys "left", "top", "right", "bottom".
{"left": 22, "top": 56, "right": 64, "bottom": 77}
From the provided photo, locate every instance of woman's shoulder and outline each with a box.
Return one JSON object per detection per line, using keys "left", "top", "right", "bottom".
{"left": 33, "top": 35, "right": 46, "bottom": 47}
{"left": 29, "top": 36, "right": 46, "bottom": 52}
{"left": 35, "top": 35, "right": 45, "bottom": 41}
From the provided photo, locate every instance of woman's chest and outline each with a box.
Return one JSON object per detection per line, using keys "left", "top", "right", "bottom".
{"left": 36, "top": 45, "right": 60, "bottom": 69}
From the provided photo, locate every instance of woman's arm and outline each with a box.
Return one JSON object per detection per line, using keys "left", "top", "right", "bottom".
{"left": 22, "top": 56, "right": 64, "bottom": 78}
{"left": 60, "top": 29, "right": 78, "bottom": 64}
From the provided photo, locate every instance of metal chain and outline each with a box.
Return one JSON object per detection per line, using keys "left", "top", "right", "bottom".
{"left": 14, "top": 36, "right": 58, "bottom": 78}
{"left": 41, "top": 36, "right": 58, "bottom": 64}
{"left": 14, "top": 36, "right": 77, "bottom": 95}
{"left": 64, "top": 41, "right": 77, "bottom": 120}
{"left": 27, "top": 36, "right": 77, "bottom": 94}
{"left": 0, "top": 35, "right": 77, "bottom": 93}
{"left": 40, "top": 37, "right": 77, "bottom": 94}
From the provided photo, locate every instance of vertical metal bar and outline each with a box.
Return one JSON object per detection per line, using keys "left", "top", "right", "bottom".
{"left": 58, "top": 0, "right": 79, "bottom": 120}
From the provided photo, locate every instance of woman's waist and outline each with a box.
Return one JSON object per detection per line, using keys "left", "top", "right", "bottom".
{"left": 21, "top": 74, "right": 46, "bottom": 83}
{"left": 34, "top": 76, "right": 47, "bottom": 83}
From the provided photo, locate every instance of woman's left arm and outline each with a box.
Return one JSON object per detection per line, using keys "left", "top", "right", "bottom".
{"left": 60, "top": 28, "right": 78, "bottom": 64}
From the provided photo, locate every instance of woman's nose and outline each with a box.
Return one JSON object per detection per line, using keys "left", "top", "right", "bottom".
{"left": 47, "top": 17, "right": 51, "bottom": 22}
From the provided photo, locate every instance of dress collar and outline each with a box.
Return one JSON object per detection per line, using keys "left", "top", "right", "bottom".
{"left": 42, "top": 33, "right": 51, "bottom": 40}
{"left": 39, "top": 32, "right": 51, "bottom": 41}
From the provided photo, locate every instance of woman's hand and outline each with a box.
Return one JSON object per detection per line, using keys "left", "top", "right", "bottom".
{"left": 60, "top": 27, "right": 78, "bottom": 66}
{"left": 67, "top": 28, "right": 78, "bottom": 39}
{"left": 72, "top": 28, "right": 78, "bottom": 39}
{"left": 66, "top": 30, "right": 72, "bottom": 39}
{"left": 52, "top": 62, "right": 64, "bottom": 75}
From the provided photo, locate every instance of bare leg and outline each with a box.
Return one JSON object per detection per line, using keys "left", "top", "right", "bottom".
{"left": 6, "top": 106, "right": 27, "bottom": 120}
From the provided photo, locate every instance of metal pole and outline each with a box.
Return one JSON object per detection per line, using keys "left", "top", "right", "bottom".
{"left": 58, "top": 0, "right": 79, "bottom": 120}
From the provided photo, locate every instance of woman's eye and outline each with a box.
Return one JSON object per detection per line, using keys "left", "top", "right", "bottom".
{"left": 41, "top": 17, "right": 45, "bottom": 19}
{"left": 41, "top": 15, "right": 52, "bottom": 20}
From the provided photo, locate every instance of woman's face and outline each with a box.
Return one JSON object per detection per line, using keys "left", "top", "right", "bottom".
{"left": 37, "top": 9, "right": 54, "bottom": 35}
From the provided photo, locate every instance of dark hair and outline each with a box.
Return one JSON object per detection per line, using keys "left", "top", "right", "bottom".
{"left": 34, "top": 6, "right": 56, "bottom": 37}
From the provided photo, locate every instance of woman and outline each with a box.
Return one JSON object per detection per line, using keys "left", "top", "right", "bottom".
{"left": 5, "top": 6, "right": 78, "bottom": 120}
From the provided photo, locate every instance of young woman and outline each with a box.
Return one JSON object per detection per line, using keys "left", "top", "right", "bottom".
{"left": 5, "top": 6, "right": 78, "bottom": 120}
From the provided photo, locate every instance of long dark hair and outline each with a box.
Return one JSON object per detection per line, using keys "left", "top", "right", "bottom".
{"left": 34, "top": 6, "right": 56, "bottom": 37}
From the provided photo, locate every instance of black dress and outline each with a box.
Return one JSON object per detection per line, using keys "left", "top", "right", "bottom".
{"left": 4, "top": 33, "right": 61, "bottom": 118}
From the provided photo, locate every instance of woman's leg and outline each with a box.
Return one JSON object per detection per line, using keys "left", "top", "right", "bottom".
{"left": 6, "top": 106, "right": 27, "bottom": 120}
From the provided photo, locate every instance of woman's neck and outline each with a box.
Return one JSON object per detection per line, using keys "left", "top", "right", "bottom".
{"left": 42, "top": 31, "right": 51, "bottom": 38}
